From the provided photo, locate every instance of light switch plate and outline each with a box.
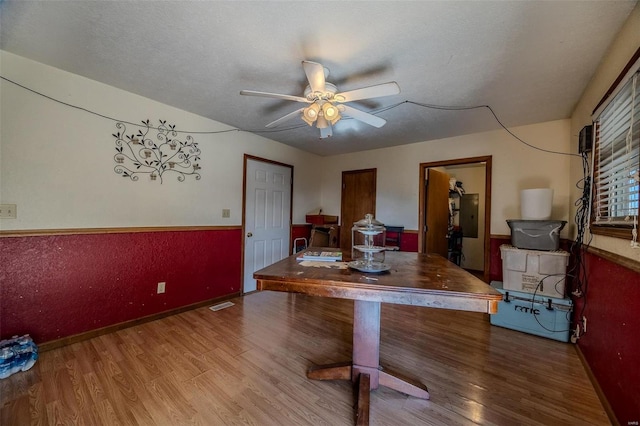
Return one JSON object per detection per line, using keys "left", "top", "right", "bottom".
{"left": 222, "top": 209, "right": 230, "bottom": 218}
{"left": 0, "top": 204, "right": 17, "bottom": 219}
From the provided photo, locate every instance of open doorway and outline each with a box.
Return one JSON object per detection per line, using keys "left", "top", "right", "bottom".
{"left": 419, "top": 156, "right": 492, "bottom": 282}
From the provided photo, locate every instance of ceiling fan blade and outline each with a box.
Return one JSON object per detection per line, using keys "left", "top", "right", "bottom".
{"left": 334, "top": 82, "right": 400, "bottom": 103}
{"left": 240, "top": 90, "right": 309, "bottom": 103}
{"left": 302, "top": 61, "right": 326, "bottom": 93}
{"left": 319, "top": 125, "right": 332, "bottom": 139}
{"left": 265, "top": 108, "right": 305, "bottom": 128}
{"left": 341, "top": 105, "right": 387, "bottom": 128}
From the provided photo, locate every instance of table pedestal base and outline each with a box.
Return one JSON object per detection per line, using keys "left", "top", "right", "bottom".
{"left": 307, "top": 300, "right": 430, "bottom": 425}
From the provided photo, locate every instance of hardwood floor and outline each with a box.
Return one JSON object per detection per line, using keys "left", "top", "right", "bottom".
{"left": 1, "top": 291, "right": 610, "bottom": 425}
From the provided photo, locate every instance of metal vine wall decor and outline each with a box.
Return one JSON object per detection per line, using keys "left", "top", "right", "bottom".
{"left": 113, "top": 119, "right": 201, "bottom": 183}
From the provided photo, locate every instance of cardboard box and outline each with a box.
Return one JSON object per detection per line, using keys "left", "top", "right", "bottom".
{"left": 500, "top": 245, "right": 569, "bottom": 298}
{"left": 490, "top": 281, "right": 572, "bottom": 342}
{"left": 309, "top": 226, "right": 339, "bottom": 248}
{"left": 305, "top": 214, "right": 339, "bottom": 225}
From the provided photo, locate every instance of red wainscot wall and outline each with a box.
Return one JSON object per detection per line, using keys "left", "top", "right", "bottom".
{"left": 574, "top": 250, "right": 640, "bottom": 425}
{"left": 489, "top": 235, "right": 511, "bottom": 282}
{"left": 291, "top": 224, "right": 312, "bottom": 253}
{"left": 0, "top": 228, "right": 242, "bottom": 345}
{"left": 399, "top": 231, "right": 418, "bottom": 252}
{"left": 490, "top": 235, "right": 640, "bottom": 425}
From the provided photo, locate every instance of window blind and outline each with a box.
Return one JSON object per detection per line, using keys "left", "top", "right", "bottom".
{"left": 593, "top": 71, "right": 640, "bottom": 227}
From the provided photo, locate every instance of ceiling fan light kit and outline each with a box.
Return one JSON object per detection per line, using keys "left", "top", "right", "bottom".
{"left": 241, "top": 60, "right": 400, "bottom": 139}
{"left": 322, "top": 103, "right": 340, "bottom": 125}
{"left": 302, "top": 102, "right": 320, "bottom": 125}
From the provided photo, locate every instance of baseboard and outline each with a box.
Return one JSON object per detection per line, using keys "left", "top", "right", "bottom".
{"left": 38, "top": 292, "right": 241, "bottom": 352}
{"left": 574, "top": 344, "right": 619, "bottom": 426}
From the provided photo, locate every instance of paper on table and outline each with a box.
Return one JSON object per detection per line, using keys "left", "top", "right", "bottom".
{"left": 299, "top": 261, "right": 348, "bottom": 269}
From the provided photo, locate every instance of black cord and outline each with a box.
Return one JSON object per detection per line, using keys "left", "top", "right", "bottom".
{"left": 0, "top": 74, "right": 585, "bottom": 157}
{"left": 0, "top": 75, "right": 241, "bottom": 135}
{"left": 402, "top": 100, "right": 583, "bottom": 158}
{"left": 528, "top": 273, "right": 573, "bottom": 334}
{"left": 567, "top": 152, "right": 592, "bottom": 336}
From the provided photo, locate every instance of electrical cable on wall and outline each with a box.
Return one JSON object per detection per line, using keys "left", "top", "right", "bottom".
{"left": 399, "top": 100, "right": 583, "bottom": 158}
{"left": 528, "top": 274, "right": 573, "bottom": 334}
{"left": 568, "top": 151, "right": 593, "bottom": 339}
{"left": 0, "top": 76, "right": 240, "bottom": 136}
{"left": 0, "top": 75, "right": 583, "bottom": 157}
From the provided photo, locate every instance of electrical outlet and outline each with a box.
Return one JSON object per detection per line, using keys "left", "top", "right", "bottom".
{"left": 571, "top": 324, "right": 581, "bottom": 343}
{"left": 582, "top": 316, "right": 587, "bottom": 334}
{"left": 157, "top": 282, "right": 166, "bottom": 294}
{"left": 222, "top": 209, "right": 230, "bottom": 218}
{"left": 0, "top": 204, "right": 17, "bottom": 219}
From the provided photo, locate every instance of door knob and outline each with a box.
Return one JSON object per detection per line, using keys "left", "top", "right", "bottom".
{"left": 247, "top": 232, "right": 253, "bottom": 237}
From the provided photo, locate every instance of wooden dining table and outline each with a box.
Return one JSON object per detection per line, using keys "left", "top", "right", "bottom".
{"left": 254, "top": 250, "right": 503, "bottom": 425}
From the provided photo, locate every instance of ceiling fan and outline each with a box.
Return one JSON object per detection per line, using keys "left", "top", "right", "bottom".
{"left": 240, "top": 61, "right": 400, "bottom": 139}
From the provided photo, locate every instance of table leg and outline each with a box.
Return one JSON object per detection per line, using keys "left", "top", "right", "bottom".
{"left": 306, "top": 299, "right": 429, "bottom": 425}
{"left": 379, "top": 367, "right": 430, "bottom": 399}
{"left": 352, "top": 300, "right": 381, "bottom": 388}
{"left": 355, "top": 373, "right": 370, "bottom": 426}
{"left": 307, "top": 361, "right": 352, "bottom": 380}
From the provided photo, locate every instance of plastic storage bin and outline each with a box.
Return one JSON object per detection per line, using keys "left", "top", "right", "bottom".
{"left": 506, "top": 220, "right": 566, "bottom": 251}
{"left": 490, "top": 281, "right": 572, "bottom": 342}
{"left": 500, "top": 245, "right": 569, "bottom": 298}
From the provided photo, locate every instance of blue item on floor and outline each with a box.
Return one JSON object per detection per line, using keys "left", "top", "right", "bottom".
{"left": 0, "top": 335, "right": 38, "bottom": 379}
{"left": 490, "top": 281, "right": 572, "bottom": 342}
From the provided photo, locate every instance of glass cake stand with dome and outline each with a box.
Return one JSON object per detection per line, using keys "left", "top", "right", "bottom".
{"left": 349, "top": 214, "right": 390, "bottom": 273}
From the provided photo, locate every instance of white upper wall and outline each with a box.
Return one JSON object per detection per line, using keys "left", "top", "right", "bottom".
{"left": 0, "top": 51, "right": 322, "bottom": 229}
{"left": 320, "top": 119, "right": 572, "bottom": 237}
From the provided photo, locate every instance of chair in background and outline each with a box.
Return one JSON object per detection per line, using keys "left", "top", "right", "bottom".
{"left": 384, "top": 226, "right": 404, "bottom": 251}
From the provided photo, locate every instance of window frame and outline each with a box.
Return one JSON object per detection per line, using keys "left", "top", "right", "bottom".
{"left": 590, "top": 48, "right": 640, "bottom": 241}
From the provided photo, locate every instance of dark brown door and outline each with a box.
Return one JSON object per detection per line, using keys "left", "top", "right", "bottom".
{"left": 425, "top": 168, "right": 450, "bottom": 257}
{"left": 340, "top": 169, "right": 376, "bottom": 255}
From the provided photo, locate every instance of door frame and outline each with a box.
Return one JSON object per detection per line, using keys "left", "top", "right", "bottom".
{"left": 242, "top": 154, "right": 294, "bottom": 294}
{"left": 418, "top": 156, "right": 492, "bottom": 281}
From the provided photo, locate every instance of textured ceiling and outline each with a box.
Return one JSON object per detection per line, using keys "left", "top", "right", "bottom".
{"left": 1, "top": 1, "right": 637, "bottom": 156}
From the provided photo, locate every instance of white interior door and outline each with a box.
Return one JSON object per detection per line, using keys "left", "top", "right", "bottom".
{"left": 243, "top": 158, "right": 292, "bottom": 293}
